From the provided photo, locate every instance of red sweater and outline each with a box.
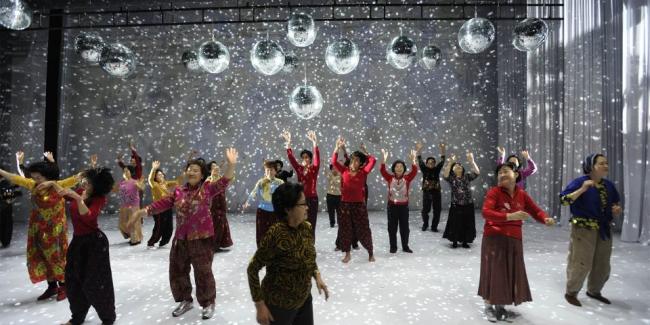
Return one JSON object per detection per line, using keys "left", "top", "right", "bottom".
{"left": 380, "top": 163, "right": 418, "bottom": 205}
{"left": 287, "top": 146, "right": 320, "bottom": 198}
{"left": 481, "top": 186, "right": 548, "bottom": 240}
{"left": 331, "top": 152, "right": 376, "bottom": 203}
{"left": 67, "top": 188, "right": 108, "bottom": 236}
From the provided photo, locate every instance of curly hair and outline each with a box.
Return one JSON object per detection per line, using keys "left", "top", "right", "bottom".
{"left": 84, "top": 167, "right": 115, "bottom": 199}
{"left": 26, "top": 161, "right": 60, "bottom": 180}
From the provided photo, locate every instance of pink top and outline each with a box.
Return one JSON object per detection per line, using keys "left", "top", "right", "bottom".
{"left": 119, "top": 179, "right": 140, "bottom": 208}
{"left": 147, "top": 177, "right": 230, "bottom": 240}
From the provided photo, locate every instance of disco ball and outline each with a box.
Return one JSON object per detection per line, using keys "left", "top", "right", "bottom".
{"left": 325, "top": 38, "right": 360, "bottom": 75}
{"left": 386, "top": 35, "right": 417, "bottom": 69}
{"left": 198, "top": 40, "right": 229, "bottom": 74}
{"left": 74, "top": 32, "right": 107, "bottom": 64}
{"left": 289, "top": 85, "right": 323, "bottom": 120}
{"left": 287, "top": 12, "right": 316, "bottom": 47}
{"left": 283, "top": 53, "right": 298, "bottom": 73}
{"left": 420, "top": 45, "right": 442, "bottom": 69}
{"left": 512, "top": 18, "right": 549, "bottom": 52}
{"left": 250, "top": 40, "right": 285, "bottom": 75}
{"left": 181, "top": 50, "right": 201, "bottom": 72}
{"left": 0, "top": 0, "right": 32, "bottom": 30}
{"left": 458, "top": 17, "right": 495, "bottom": 54}
{"left": 100, "top": 43, "right": 137, "bottom": 78}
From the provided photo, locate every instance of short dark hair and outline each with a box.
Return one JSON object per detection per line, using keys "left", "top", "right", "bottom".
{"left": 272, "top": 182, "right": 304, "bottom": 222}
{"left": 350, "top": 151, "right": 367, "bottom": 165}
{"left": 496, "top": 162, "right": 521, "bottom": 183}
{"left": 263, "top": 160, "right": 276, "bottom": 169}
{"left": 208, "top": 161, "right": 218, "bottom": 169}
{"left": 451, "top": 162, "right": 465, "bottom": 177}
{"left": 506, "top": 154, "right": 522, "bottom": 167}
{"left": 426, "top": 157, "right": 436, "bottom": 165}
{"left": 84, "top": 167, "right": 115, "bottom": 199}
{"left": 124, "top": 165, "right": 136, "bottom": 176}
{"left": 185, "top": 158, "right": 209, "bottom": 181}
{"left": 275, "top": 159, "right": 284, "bottom": 169}
{"left": 154, "top": 168, "right": 165, "bottom": 182}
{"left": 26, "top": 161, "right": 60, "bottom": 180}
{"left": 329, "top": 164, "right": 333, "bottom": 170}
{"left": 391, "top": 160, "right": 407, "bottom": 173}
{"left": 300, "top": 149, "right": 313, "bottom": 160}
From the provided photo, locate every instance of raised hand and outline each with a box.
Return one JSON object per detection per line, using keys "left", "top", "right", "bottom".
{"left": 408, "top": 149, "right": 417, "bottom": 163}
{"left": 280, "top": 130, "right": 292, "bottom": 147}
{"left": 335, "top": 137, "right": 346, "bottom": 151}
{"left": 226, "top": 148, "right": 239, "bottom": 165}
{"left": 380, "top": 149, "right": 389, "bottom": 163}
{"left": 521, "top": 150, "right": 530, "bottom": 161}
{"left": 449, "top": 154, "right": 457, "bottom": 162}
{"left": 116, "top": 153, "right": 123, "bottom": 162}
{"left": 439, "top": 143, "right": 446, "bottom": 151}
{"left": 128, "top": 140, "right": 136, "bottom": 151}
{"left": 90, "top": 154, "right": 98, "bottom": 168}
{"left": 152, "top": 160, "right": 161, "bottom": 170}
{"left": 496, "top": 146, "right": 505, "bottom": 156}
{"left": 44, "top": 151, "right": 55, "bottom": 163}
{"left": 16, "top": 151, "right": 25, "bottom": 165}
{"left": 415, "top": 142, "right": 424, "bottom": 153}
{"left": 306, "top": 130, "right": 317, "bottom": 145}
{"left": 466, "top": 152, "right": 474, "bottom": 162}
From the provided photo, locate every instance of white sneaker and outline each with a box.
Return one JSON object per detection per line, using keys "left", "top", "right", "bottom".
{"left": 172, "top": 300, "right": 193, "bottom": 317}
{"left": 202, "top": 303, "right": 215, "bottom": 319}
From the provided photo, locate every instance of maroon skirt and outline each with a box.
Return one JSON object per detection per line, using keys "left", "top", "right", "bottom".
{"left": 477, "top": 234, "right": 532, "bottom": 305}
{"left": 255, "top": 208, "right": 279, "bottom": 247}
{"left": 210, "top": 193, "right": 233, "bottom": 250}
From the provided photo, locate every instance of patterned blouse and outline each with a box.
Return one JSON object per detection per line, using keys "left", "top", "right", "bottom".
{"left": 247, "top": 221, "right": 318, "bottom": 310}
{"left": 119, "top": 179, "right": 140, "bottom": 208}
{"left": 147, "top": 177, "right": 230, "bottom": 240}
{"left": 444, "top": 172, "right": 479, "bottom": 206}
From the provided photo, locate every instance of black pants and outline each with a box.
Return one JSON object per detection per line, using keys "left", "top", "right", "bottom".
{"left": 268, "top": 295, "right": 313, "bottom": 325}
{"left": 326, "top": 194, "right": 341, "bottom": 227}
{"left": 421, "top": 190, "right": 442, "bottom": 230}
{"left": 66, "top": 231, "right": 116, "bottom": 325}
{"left": 0, "top": 204, "right": 13, "bottom": 247}
{"left": 147, "top": 209, "right": 173, "bottom": 247}
{"left": 387, "top": 203, "right": 410, "bottom": 250}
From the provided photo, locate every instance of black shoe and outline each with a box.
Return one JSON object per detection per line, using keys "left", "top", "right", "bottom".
{"left": 402, "top": 247, "right": 413, "bottom": 253}
{"left": 129, "top": 241, "right": 141, "bottom": 246}
{"left": 389, "top": 248, "right": 397, "bottom": 253}
{"left": 586, "top": 291, "right": 611, "bottom": 304}
{"left": 421, "top": 225, "right": 428, "bottom": 231}
{"left": 461, "top": 243, "right": 470, "bottom": 248}
{"left": 37, "top": 284, "right": 58, "bottom": 301}
{"left": 565, "top": 293, "right": 582, "bottom": 307}
{"left": 352, "top": 244, "right": 360, "bottom": 250}
{"left": 431, "top": 228, "right": 439, "bottom": 232}
{"left": 330, "top": 223, "right": 335, "bottom": 228}
{"left": 451, "top": 242, "right": 458, "bottom": 248}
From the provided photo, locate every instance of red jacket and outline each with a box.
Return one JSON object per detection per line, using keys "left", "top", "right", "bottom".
{"left": 287, "top": 147, "right": 320, "bottom": 198}
{"left": 481, "top": 186, "right": 548, "bottom": 240}
{"left": 331, "top": 152, "right": 376, "bottom": 203}
{"left": 380, "top": 163, "right": 418, "bottom": 205}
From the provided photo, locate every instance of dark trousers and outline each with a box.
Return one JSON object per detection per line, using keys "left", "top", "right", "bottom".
{"left": 256, "top": 209, "right": 279, "bottom": 247}
{"left": 326, "top": 194, "right": 341, "bottom": 227}
{"left": 268, "top": 295, "right": 313, "bottom": 325}
{"left": 387, "top": 203, "right": 410, "bottom": 250}
{"left": 169, "top": 237, "right": 216, "bottom": 307}
{"left": 0, "top": 204, "right": 13, "bottom": 247}
{"left": 147, "top": 209, "right": 173, "bottom": 247}
{"left": 339, "top": 202, "right": 373, "bottom": 254}
{"left": 66, "top": 231, "right": 116, "bottom": 325}
{"left": 421, "top": 190, "right": 442, "bottom": 230}
{"left": 306, "top": 196, "right": 318, "bottom": 238}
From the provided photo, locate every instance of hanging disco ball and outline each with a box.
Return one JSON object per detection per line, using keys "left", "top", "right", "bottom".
{"left": 283, "top": 53, "right": 298, "bottom": 73}
{"left": 181, "top": 50, "right": 201, "bottom": 72}
{"left": 250, "top": 40, "right": 285, "bottom": 75}
{"left": 74, "top": 32, "right": 107, "bottom": 64}
{"left": 0, "top": 0, "right": 32, "bottom": 30}
{"left": 289, "top": 85, "right": 323, "bottom": 120}
{"left": 100, "top": 43, "right": 137, "bottom": 78}
{"left": 198, "top": 40, "right": 229, "bottom": 74}
{"left": 287, "top": 12, "right": 316, "bottom": 47}
{"left": 512, "top": 18, "right": 549, "bottom": 52}
{"left": 420, "top": 45, "right": 442, "bottom": 69}
{"left": 325, "top": 38, "right": 360, "bottom": 75}
{"left": 458, "top": 17, "right": 495, "bottom": 54}
{"left": 386, "top": 35, "right": 417, "bottom": 69}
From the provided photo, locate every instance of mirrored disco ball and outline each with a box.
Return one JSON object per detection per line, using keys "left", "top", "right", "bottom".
{"left": 512, "top": 18, "right": 548, "bottom": 52}
{"left": 289, "top": 85, "right": 323, "bottom": 120}
{"left": 420, "top": 45, "right": 442, "bottom": 69}
{"left": 181, "top": 50, "right": 201, "bottom": 71}
{"left": 283, "top": 53, "right": 298, "bottom": 73}
{"left": 0, "top": 0, "right": 32, "bottom": 30}
{"left": 100, "top": 43, "right": 137, "bottom": 78}
{"left": 386, "top": 35, "right": 417, "bottom": 69}
{"left": 74, "top": 32, "right": 106, "bottom": 64}
{"left": 325, "top": 38, "right": 360, "bottom": 75}
{"left": 251, "top": 40, "right": 285, "bottom": 75}
{"left": 198, "top": 40, "right": 230, "bottom": 74}
{"left": 287, "top": 12, "right": 316, "bottom": 47}
{"left": 458, "top": 17, "right": 495, "bottom": 54}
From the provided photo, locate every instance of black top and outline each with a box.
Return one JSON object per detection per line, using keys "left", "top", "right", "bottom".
{"left": 0, "top": 179, "right": 21, "bottom": 208}
{"left": 277, "top": 169, "right": 294, "bottom": 182}
{"left": 417, "top": 155, "right": 446, "bottom": 192}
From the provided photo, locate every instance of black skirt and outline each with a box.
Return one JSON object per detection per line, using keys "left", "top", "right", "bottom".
{"left": 442, "top": 203, "right": 476, "bottom": 243}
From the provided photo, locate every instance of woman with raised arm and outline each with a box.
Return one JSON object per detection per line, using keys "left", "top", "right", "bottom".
{"left": 146, "top": 160, "right": 181, "bottom": 248}
{"left": 442, "top": 152, "right": 480, "bottom": 249}
{"left": 208, "top": 160, "right": 234, "bottom": 252}
{"left": 244, "top": 160, "right": 285, "bottom": 246}
{"left": 496, "top": 146, "right": 537, "bottom": 188}
{"left": 115, "top": 165, "right": 145, "bottom": 246}
{"left": 415, "top": 142, "right": 446, "bottom": 232}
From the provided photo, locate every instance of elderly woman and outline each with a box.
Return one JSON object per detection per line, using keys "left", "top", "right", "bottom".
{"left": 247, "top": 182, "right": 329, "bottom": 325}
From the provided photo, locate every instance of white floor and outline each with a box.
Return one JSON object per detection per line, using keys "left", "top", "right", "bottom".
{"left": 0, "top": 211, "right": 648, "bottom": 325}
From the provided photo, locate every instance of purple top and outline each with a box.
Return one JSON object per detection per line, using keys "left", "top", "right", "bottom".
{"left": 497, "top": 154, "right": 537, "bottom": 188}
{"left": 119, "top": 179, "right": 140, "bottom": 208}
{"left": 147, "top": 177, "right": 230, "bottom": 240}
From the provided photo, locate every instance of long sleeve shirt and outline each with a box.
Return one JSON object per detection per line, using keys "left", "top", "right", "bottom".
{"left": 417, "top": 155, "right": 445, "bottom": 191}
{"left": 148, "top": 172, "right": 180, "bottom": 202}
{"left": 331, "top": 152, "right": 376, "bottom": 203}
{"left": 482, "top": 186, "right": 547, "bottom": 240}
{"left": 326, "top": 171, "right": 341, "bottom": 196}
{"left": 497, "top": 154, "right": 537, "bottom": 188}
{"left": 147, "top": 177, "right": 230, "bottom": 240}
{"left": 443, "top": 172, "right": 479, "bottom": 206}
{"left": 287, "top": 147, "right": 320, "bottom": 198}
{"left": 67, "top": 188, "right": 108, "bottom": 236}
{"left": 247, "top": 221, "right": 318, "bottom": 310}
{"left": 118, "top": 179, "right": 140, "bottom": 208}
{"left": 560, "top": 176, "right": 620, "bottom": 240}
{"left": 380, "top": 163, "right": 418, "bottom": 205}
{"left": 118, "top": 149, "right": 143, "bottom": 180}
{"left": 246, "top": 177, "right": 284, "bottom": 212}
{"left": 276, "top": 169, "right": 294, "bottom": 182}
